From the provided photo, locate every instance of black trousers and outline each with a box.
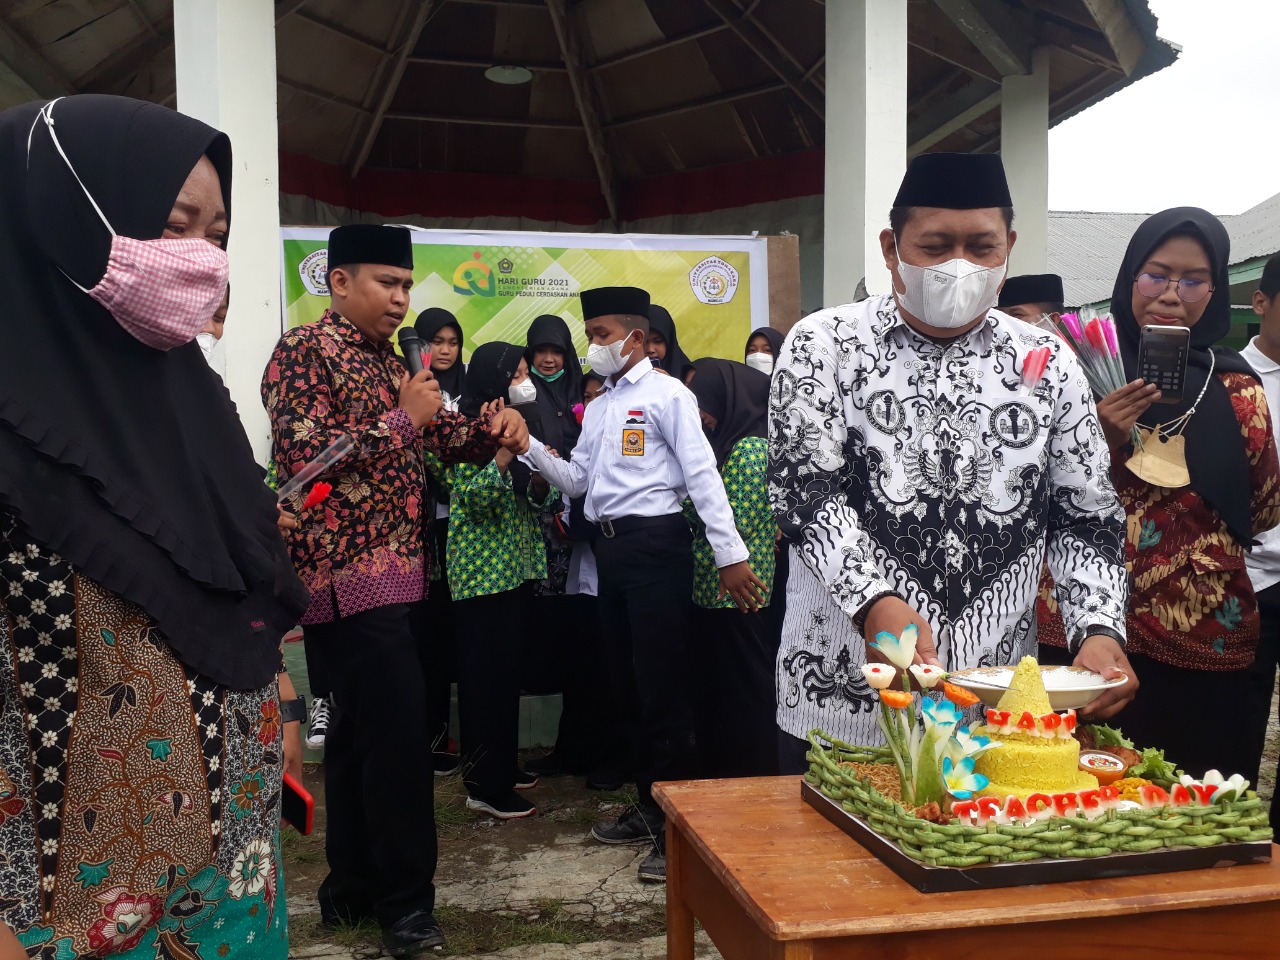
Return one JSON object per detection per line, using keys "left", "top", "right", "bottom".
{"left": 777, "top": 729, "right": 811, "bottom": 776}
{"left": 1246, "top": 580, "right": 1280, "bottom": 831}
{"left": 302, "top": 633, "right": 332, "bottom": 702}
{"left": 305, "top": 602, "right": 437, "bottom": 926}
{"left": 414, "top": 522, "right": 457, "bottom": 755}
{"left": 536, "top": 593, "right": 617, "bottom": 770}
{"left": 594, "top": 515, "right": 697, "bottom": 810}
{"left": 690, "top": 606, "right": 779, "bottom": 778}
{"left": 453, "top": 584, "right": 530, "bottom": 798}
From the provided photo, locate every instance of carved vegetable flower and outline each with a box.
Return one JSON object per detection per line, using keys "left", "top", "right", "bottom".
{"left": 941, "top": 756, "right": 989, "bottom": 800}
{"left": 908, "top": 664, "right": 946, "bottom": 689}
{"left": 860, "top": 663, "right": 895, "bottom": 690}
{"left": 869, "top": 624, "right": 918, "bottom": 671}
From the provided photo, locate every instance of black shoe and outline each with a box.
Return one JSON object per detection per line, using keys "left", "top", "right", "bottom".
{"left": 637, "top": 846, "right": 666, "bottom": 883}
{"left": 318, "top": 892, "right": 374, "bottom": 929}
{"left": 525, "top": 752, "right": 568, "bottom": 776}
{"left": 466, "top": 791, "right": 537, "bottom": 820}
{"left": 513, "top": 768, "right": 539, "bottom": 791}
{"left": 585, "top": 764, "right": 631, "bottom": 791}
{"left": 433, "top": 752, "right": 461, "bottom": 777}
{"left": 383, "top": 909, "right": 446, "bottom": 957}
{"left": 590, "top": 805, "right": 664, "bottom": 845}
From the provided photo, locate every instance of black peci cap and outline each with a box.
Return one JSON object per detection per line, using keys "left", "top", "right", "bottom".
{"left": 580, "top": 286, "right": 650, "bottom": 321}
{"left": 327, "top": 224, "right": 414, "bottom": 281}
{"left": 892, "top": 152, "right": 1013, "bottom": 209}
{"left": 998, "top": 273, "right": 1064, "bottom": 308}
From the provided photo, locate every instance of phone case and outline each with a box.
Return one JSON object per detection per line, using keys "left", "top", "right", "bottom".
{"left": 282, "top": 772, "right": 314, "bottom": 835}
{"left": 1138, "top": 326, "right": 1190, "bottom": 404}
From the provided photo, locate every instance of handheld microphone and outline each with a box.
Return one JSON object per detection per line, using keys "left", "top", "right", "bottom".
{"left": 397, "top": 327, "right": 425, "bottom": 376}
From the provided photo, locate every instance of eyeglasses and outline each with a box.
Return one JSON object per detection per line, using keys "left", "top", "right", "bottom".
{"left": 1134, "top": 272, "right": 1214, "bottom": 304}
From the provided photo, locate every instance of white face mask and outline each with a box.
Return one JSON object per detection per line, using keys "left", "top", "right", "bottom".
{"left": 196, "top": 332, "right": 218, "bottom": 364}
{"left": 586, "top": 334, "right": 636, "bottom": 377}
{"left": 508, "top": 379, "right": 537, "bottom": 405}
{"left": 894, "top": 243, "right": 1006, "bottom": 330}
{"left": 744, "top": 352, "right": 774, "bottom": 375}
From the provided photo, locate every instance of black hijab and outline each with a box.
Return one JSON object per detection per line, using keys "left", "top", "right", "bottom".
{"left": 688, "top": 359, "right": 770, "bottom": 468}
{"left": 525, "top": 314, "right": 582, "bottom": 454}
{"left": 745, "top": 326, "right": 785, "bottom": 359}
{"left": 415, "top": 307, "right": 466, "bottom": 402}
{"left": 0, "top": 95, "right": 306, "bottom": 689}
{"left": 461, "top": 341, "right": 530, "bottom": 492}
{"left": 1112, "top": 207, "right": 1258, "bottom": 545}
{"left": 460, "top": 341, "right": 524, "bottom": 416}
{"left": 649, "top": 304, "right": 693, "bottom": 379}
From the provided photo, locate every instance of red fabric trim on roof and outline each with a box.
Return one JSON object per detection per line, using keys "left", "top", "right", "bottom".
{"left": 277, "top": 149, "right": 825, "bottom": 224}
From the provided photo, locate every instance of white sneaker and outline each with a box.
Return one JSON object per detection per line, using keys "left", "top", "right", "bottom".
{"left": 306, "top": 696, "right": 330, "bottom": 751}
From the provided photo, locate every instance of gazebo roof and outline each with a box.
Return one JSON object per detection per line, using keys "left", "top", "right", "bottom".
{"left": 0, "top": 0, "right": 1176, "bottom": 223}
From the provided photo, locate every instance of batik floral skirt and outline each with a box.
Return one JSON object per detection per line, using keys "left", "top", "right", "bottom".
{"left": 0, "top": 515, "right": 288, "bottom": 959}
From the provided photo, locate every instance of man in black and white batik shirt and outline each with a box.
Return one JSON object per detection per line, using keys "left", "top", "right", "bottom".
{"left": 769, "top": 153, "right": 1137, "bottom": 768}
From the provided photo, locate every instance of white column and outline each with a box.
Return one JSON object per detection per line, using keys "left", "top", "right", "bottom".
{"left": 1001, "top": 47, "right": 1051, "bottom": 274}
{"left": 823, "top": 0, "right": 907, "bottom": 305}
{"left": 175, "top": 0, "right": 280, "bottom": 464}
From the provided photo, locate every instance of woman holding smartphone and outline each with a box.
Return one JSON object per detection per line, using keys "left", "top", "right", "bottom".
{"left": 1038, "top": 208, "right": 1280, "bottom": 780}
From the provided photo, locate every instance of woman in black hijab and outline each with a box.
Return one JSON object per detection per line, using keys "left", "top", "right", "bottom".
{"left": 646, "top": 304, "right": 694, "bottom": 380}
{"left": 415, "top": 307, "right": 466, "bottom": 407}
{"left": 525, "top": 314, "right": 583, "bottom": 456}
{"left": 449, "top": 343, "right": 554, "bottom": 817}
{"left": 1037, "top": 208, "right": 1280, "bottom": 780}
{"left": 682, "top": 359, "right": 779, "bottom": 777}
{"left": 744, "top": 326, "right": 785, "bottom": 376}
{"left": 0, "top": 96, "right": 306, "bottom": 957}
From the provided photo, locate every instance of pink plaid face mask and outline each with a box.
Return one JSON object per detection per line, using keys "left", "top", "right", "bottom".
{"left": 32, "top": 99, "right": 229, "bottom": 351}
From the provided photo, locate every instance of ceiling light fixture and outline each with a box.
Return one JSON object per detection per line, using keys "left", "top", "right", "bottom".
{"left": 484, "top": 65, "right": 533, "bottom": 85}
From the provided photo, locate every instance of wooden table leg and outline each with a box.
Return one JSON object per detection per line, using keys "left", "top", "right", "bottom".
{"left": 666, "top": 821, "right": 695, "bottom": 960}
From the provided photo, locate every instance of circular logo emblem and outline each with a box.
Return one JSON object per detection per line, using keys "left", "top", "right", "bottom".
{"left": 990, "top": 401, "right": 1040, "bottom": 448}
{"left": 866, "top": 390, "right": 906, "bottom": 436}
{"left": 688, "top": 256, "right": 739, "bottom": 305}
{"left": 299, "top": 249, "right": 330, "bottom": 296}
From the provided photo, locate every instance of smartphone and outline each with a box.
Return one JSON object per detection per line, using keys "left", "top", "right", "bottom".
{"left": 282, "top": 772, "right": 314, "bottom": 835}
{"left": 1137, "top": 325, "right": 1190, "bottom": 404}
{"left": 509, "top": 400, "right": 544, "bottom": 443}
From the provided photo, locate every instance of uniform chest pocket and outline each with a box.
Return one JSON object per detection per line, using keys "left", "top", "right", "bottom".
{"left": 617, "top": 424, "right": 660, "bottom": 471}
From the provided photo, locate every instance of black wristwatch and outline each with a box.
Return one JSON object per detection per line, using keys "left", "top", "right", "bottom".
{"left": 280, "top": 697, "right": 307, "bottom": 724}
{"left": 1073, "top": 624, "right": 1126, "bottom": 654}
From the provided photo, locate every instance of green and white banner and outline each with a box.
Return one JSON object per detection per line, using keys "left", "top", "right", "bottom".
{"left": 280, "top": 227, "right": 769, "bottom": 363}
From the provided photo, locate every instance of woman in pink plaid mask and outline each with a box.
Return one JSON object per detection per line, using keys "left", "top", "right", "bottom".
{"left": 0, "top": 95, "right": 307, "bottom": 959}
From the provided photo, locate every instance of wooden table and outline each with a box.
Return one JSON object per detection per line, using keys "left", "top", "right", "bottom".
{"left": 654, "top": 776, "right": 1280, "bottom": 960}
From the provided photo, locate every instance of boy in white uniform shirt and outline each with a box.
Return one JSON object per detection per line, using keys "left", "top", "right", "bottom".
{"left": 1242, "top": 253, "right": 1280, "bottom": 833}
{"left": 515, "top": 286, "right": 765, "bottom": 883}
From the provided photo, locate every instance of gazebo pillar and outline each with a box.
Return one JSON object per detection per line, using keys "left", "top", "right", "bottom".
{"left": 174, "top": 0, "right": 281, "bottom": 464}
{"left": 823, "top": 0, "right": 908, "bottom": 304}
{"left": 1001, "top": 47, "right": 1051, "bottom": 275}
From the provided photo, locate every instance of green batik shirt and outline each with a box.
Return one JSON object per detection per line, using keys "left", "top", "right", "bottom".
{"left": 446, "top": 459, "right": 556, "bottom": 601}
{"left": 684, "top": 436, "right": 776, "bottom": 609}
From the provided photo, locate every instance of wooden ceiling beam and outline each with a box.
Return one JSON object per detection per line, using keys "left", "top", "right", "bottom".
{"left": 591, "top": 23, "right": 729, "bottom": 71}
{"left": 349, "top": 0, "right": 440, "bottom": 177}
{"left": 408, "top": 54, "right": 567, "bottom": 72}
{"left": 908, "top": 32, "right": 1002, "bottom": 85}
{"left": 294, "top": 10, "right": 386, "bottom": 54}
{"left": 279, "top": 76, "right": 367, "bottom": 113}
{"left": 607, "top": 80, "right": 787, "bottom": 130}
{"left": 75, "top": 11, "right": 173, "bottom": 90}
{"left": 384, "top": 111, "right": 579, "bottom": 129}
{"left": 907, "top": 79, "right": 1002, "bottom": 155}
{"left": 547, "top": 0, "right": 619, "bottom": 225}
{"left": 0, "top": 16, "right": 75, "bottom": 98}
{"left": 700, "top": 0, "right": 823, "bottom": 120}
{"left": 932, "top": 0, "right": 1031, "bottom": 77}
{"left": 126, "top": 0, "right": 160, "bottom": 36}
{"left": 1039, "top": 22, "right": 1122, "bottom": 74}
{"left": 1078, "top": 0, "right": 1145, "bottom": 75}
{"left": 275, "top": 0, "right": 312, "bottom": 23}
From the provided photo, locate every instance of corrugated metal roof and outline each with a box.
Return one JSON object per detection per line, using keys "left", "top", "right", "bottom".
{"left": 1049, "top": 192, "right": 1280, "bottom": 306}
